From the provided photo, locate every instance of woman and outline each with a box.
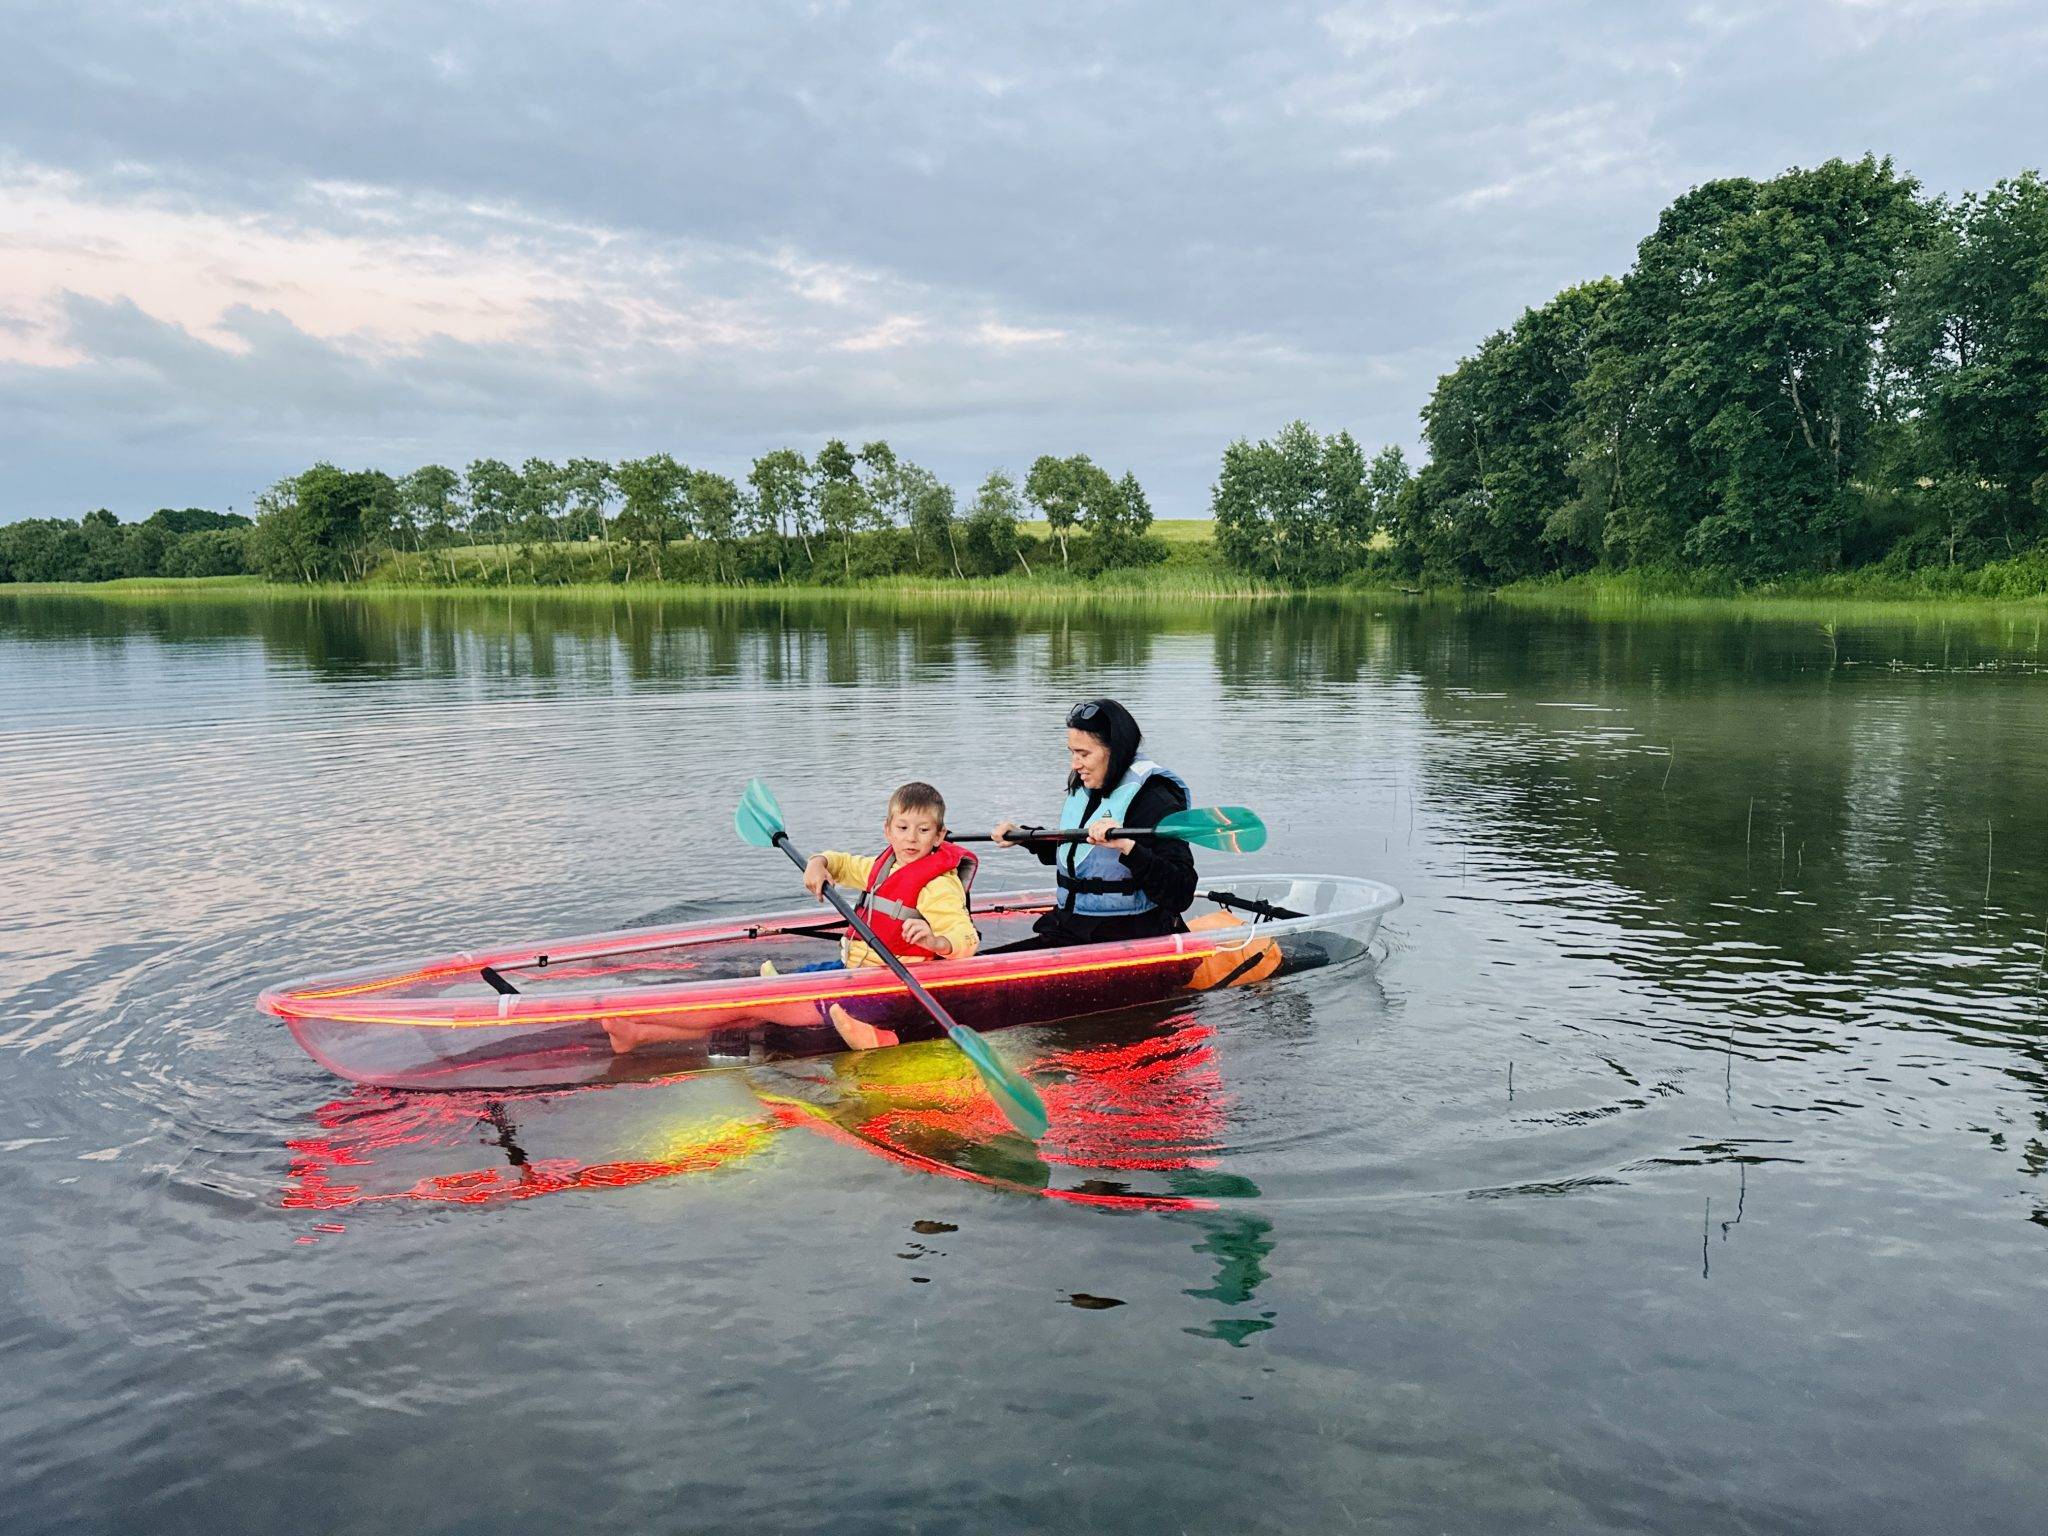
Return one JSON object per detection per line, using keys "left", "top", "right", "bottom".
{"left": 989, "top": 698, "right": 1197, "bottom": 949}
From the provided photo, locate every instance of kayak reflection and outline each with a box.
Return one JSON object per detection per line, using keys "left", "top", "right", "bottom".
{"left": 281, "top": 1083, "right": 780, "bottom": 1214}
{"left": 751, "top": 1012, "right": 1260, "bottom": 1211}
{"left": 281, "top": 1009, "right": 1259, "bottom": 1220}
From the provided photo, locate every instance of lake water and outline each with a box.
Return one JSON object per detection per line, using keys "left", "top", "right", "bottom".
{"left": 3, "top": 590, "right": 2045, "bottom": 1535}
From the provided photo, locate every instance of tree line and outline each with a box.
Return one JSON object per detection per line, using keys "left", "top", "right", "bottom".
{"left": 1218, "top": 157, "right": 2046, "bottom": 587}
{"left": 0, "top": 507, "right": 253, "bottom": 584}
{"left": 0, "top": 444, "right": 1163, "bottom": 587}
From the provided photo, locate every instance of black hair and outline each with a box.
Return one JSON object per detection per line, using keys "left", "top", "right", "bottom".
{"left": 1066, "top": 698, "right": 1143, "bottom": 817}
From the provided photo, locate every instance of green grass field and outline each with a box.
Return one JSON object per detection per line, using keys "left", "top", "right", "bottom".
{"left": 1022, "top": 518, "right": 1213, "bottom": 544}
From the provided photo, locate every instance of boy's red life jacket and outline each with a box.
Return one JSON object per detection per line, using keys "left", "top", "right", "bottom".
{"left": 852, "top": 842, "right": 978, "bottom": 960}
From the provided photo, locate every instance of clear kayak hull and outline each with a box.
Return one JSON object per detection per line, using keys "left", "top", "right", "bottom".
{"left": 259, "top": 875, "right": 1401, "bottom": 1090}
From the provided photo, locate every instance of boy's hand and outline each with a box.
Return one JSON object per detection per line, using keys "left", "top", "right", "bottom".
{"left": 802, "top": 856, "right": 830, "bottom": 899}
{"left": 900, "top": 916, "right": 945, "bottom": 953}
{"left": 990, "top": 820, "right": 1019, "bottom": 847}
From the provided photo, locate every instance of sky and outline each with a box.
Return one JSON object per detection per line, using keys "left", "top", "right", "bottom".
{"left": 3, "top": 0, "right": 2045, "bottom": 522}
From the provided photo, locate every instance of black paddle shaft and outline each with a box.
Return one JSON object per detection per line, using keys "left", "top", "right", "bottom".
{"left": 954, "top": 825, "right": 1150, "bottom": 845}
{"left": 770, "top": 833, "right": 969, "bottom": 1037}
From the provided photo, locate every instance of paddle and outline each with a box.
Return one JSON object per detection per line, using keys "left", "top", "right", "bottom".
{"left": 735, "top": 778, "right": 1050, "bottom": 1141}
{"left": 956, "top": 805, "right": 1267, "bottom": 855}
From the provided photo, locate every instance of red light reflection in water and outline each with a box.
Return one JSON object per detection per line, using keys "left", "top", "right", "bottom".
{"left": 758, "top": 1016, "right": 1234, "bottom": 1211}
{"left": 282, "top": 1085, "right": 777, "bottom": 1216}
{"left": 281, "top": 1013, "right": 1240, "bottom": 1226}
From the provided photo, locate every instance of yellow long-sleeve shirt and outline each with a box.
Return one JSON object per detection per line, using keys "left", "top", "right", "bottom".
{"left": 819, "top": 850, "right": 978, "bottom": 968}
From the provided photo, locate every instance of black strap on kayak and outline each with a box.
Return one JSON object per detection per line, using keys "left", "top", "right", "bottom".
{"left": 479, "top": 965, "right": 520, "bottom": 996}
{"left": 1202, "top": 889, "right": 1304, "bottom": 923}
{"left": 741, "top": 918, "right": 848, "bottom": 941}
{"left": 1210, "top": 948, "right": 1277, "bottom": 988}
{"left": 1056, "top": 871, "right": 1144, "bottom": 896}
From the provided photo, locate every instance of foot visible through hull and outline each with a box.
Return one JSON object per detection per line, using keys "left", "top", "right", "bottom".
{"left": 825, "top": 1003, "right": 899, "bottom": 1051}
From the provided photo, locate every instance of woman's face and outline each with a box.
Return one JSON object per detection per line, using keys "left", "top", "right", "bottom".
{"left": 1067, "top": 728, "right": 1112, "bottom": 791}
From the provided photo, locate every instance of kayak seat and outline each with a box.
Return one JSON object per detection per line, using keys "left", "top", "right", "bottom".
{"left": 1186, "top": 912, "right": 1283, "bottom": 991}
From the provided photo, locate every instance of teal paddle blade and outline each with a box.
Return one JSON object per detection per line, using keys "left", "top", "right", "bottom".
{"left": 947, "top": 1023, "right": 1050, "bottom": 1140}
{"left": 1155, "top": 805, "right": 1266, "bottom": 854}
{"left": 735, "top": 777, "right": 786, "bottom": 848}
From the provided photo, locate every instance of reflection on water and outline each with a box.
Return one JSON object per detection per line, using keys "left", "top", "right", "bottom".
{"left": 280, "top": 1012, "right": 1251, "bottom": 1219}
{"left": 4, "top": 589, "right": 2048, "bottom": 1535}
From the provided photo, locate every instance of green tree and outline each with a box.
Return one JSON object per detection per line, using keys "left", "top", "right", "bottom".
{"left": 1084, "top": 468, "right": 1157, "bottom": 568}
{"left": 905, "top": 465, "right": 963, "bottom": 577}
{"left": 162, "top": 528, "right": 250, "bottom": 577}
{"left": 1407, "top": 280, "right": 1617, "bottom": 582}
{"left": 0, "top": 519, "right": 85, "bottom": 582}
{"left": 1886, "top": 171, "right": 2048, "bottom": 563}
{"left": 514, "top": 458, "right": 569, "bottom": 554}
{"left": 121, "top": 518, "right": 172, "bottom": 578}
{"left": 614, "top": 454, "right": 690, "bottom": 580}
{"left": 1580, "top": 159, "right": 1930, "bottom": 576}
{"left": 746, "top": 448, "right": 811, "bottom": 579}
{"left": 561, "top": 458, "right": 615, "bottom": 543}
{"left": 1212, "top": 440, "right": 1266, "bottom": 575}
{"left": 1024, "top": 454, "right": 1088, "bottom": 568}
{"left": 399, "top": 465, "right": 462, "bottom": 578}
{"left": 962, "top": 468, "right": 1028, "bottom": 576}
{"left": 1365, "top": 445, "right": 1412, "bottom": 542}
{"left": 1210, "top": 424, "right": 1377, "bottom": 581}
{"left": 814, "top": 438, "right": 870, "bottom": 580}
{"left": 687, "top": 469, "right": 742, "bottom": 583}
{"left": 75, "top": 509, "right": 125, "bottom": 581}
{"left": 463, "top": 458, "right": 522, "bottom": 581}
{"left": 248, "top": 465, "right": 397, "bottom": 582}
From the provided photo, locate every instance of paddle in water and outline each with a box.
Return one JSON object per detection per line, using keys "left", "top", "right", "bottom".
{"left": 958, "top": 805, "right": 1268, "bottom": 855}
{"left": 735, "top": 778, "right": 1050, "bottom": 1141}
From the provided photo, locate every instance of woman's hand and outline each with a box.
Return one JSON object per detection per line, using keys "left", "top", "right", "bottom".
{"left": 900, "top": 916, "right": 946, "bottom": 954}
{"left": 802, "top": 855, "right": 830, "bottom": 900}
{"left": 990, "top": 819, "right": 1019, "bottom": 848}
{"left": 1087, "top": 817, "right": 1136, "bottom": 855}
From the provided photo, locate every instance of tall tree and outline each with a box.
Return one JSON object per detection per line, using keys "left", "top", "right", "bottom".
{"left": 963, "top": 468, "right": 1028, "bottom": 576}
{"left": 747, "top": 448, "right": 811, "bottom": 578}
{"left": 251, "top": 464, "right": 398, "bottom": 582}
{"left": 814, "top": 437, "right": 870, "bottom": 581}
{"left": 902, "top": 464, "right": 962, "bottom": 577}
{"left": 1887, "top": 171, "right": 2048, "bottom": 562}
{"left": 561, "top": 458, "right": 615, "bottom": 544}
{"left": 1581, "top": 159, "right": 1930, "bottom": 575}
{"left": 687, "top": 469, "right": 742, "bottom": 583}
{"left": 1084, "top": 467, "right": 1156, "bottom": 568}
{"left": 463, "top": 458, "right": 522, "bottom": 581}
{"left": 399, "top": 464, "right": 461, "bottom": 567}
{"left": 1210, "top": 423, "right": 1375, "bottom": 582}
{"left": 1410, "top": 280, "right": 1617, "bottom": 583}
{"left": 514, "top": 458, "right": 569, "bottom": 554}
{"left": 1024, "top": 454, "right": 1088, "bottom": 568}
{"left": 614, "top": 454, "right": 690, "bottom": 580}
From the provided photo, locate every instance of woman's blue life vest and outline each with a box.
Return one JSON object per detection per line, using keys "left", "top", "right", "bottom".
{"left": 1056, "top": 759, "right": 1190, "bottom": 917}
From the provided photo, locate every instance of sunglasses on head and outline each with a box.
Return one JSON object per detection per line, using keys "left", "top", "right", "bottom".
{"left": 1066, "top": 702, "right": 1102, "bottom": 727}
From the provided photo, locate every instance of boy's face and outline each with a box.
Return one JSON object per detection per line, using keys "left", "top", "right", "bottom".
{"left": 886, "top": 805, "right": 944, "bottom": 863}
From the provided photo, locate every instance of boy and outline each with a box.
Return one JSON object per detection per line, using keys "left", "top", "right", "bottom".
{"left": 777, "top": 781, "right": 978, "bottom": 1048}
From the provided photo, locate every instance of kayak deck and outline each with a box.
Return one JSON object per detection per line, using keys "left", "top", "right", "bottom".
{"left": 260, "top": 876, "right": 1400, "bottom": 1090}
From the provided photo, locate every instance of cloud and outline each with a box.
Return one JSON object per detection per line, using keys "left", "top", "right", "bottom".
{"left": 0, "top": 156, "right": 1413, "bottom": 516}
{"left": 1317, "top": 2, "right": 1465, "bottom": 54}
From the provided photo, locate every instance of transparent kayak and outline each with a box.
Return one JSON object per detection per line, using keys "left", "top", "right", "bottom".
{"left": 259, "top": 874, "right": 1401, "bottom": 1090}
